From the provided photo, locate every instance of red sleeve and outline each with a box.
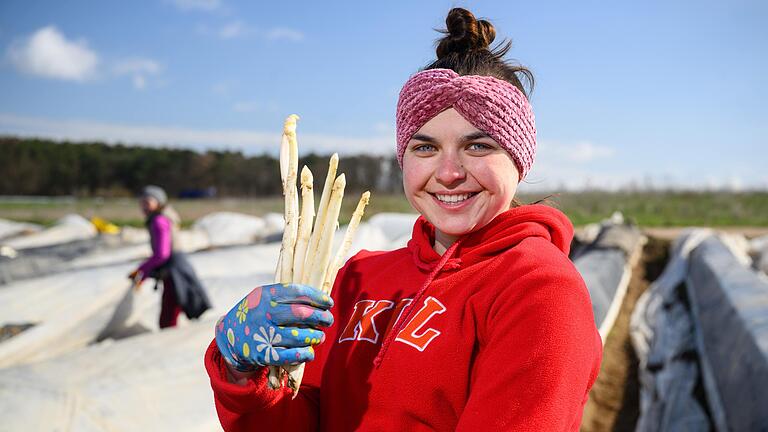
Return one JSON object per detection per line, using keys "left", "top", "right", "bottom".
{"left": 455, "top": 261, "right": 602, "bottom": 432}
{"left": 204, "top": 340, "right": 321, "bottom": 432}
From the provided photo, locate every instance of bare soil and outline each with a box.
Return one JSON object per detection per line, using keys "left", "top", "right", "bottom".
{"left": 0, "top": 323, "right": 36, "bottom": 343}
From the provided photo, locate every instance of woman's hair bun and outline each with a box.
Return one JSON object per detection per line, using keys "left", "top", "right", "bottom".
{"left": 436, "top": 8, "right": 496, "bottom": 59}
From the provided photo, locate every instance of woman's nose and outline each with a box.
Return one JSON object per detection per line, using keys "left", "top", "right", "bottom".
{"left": 434, "top": 154, "right": 466, "bottom": 185}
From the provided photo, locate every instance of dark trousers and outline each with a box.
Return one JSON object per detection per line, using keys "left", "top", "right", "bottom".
{"left": 159, "top": 278, "right": 182, "bottom": 328}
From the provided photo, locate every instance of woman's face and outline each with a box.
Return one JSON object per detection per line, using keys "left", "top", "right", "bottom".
{"left": 402, "top": 108, "right": 519, "bottom": 245}
{"left": 140, "top": 196, "right": 159, "bottom": 215}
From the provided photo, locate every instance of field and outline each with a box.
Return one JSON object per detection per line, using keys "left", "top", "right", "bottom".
{"left": 0, "top": 191, "right": 766, "bottom": 229}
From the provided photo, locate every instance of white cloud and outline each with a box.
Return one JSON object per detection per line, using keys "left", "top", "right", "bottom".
{"left": 566, "top": 141, "right": 615, "bottom": 163}
{"left": 232, "top": 101, "right": 257, "bottom": 113}
{"left": 219, "top": 21, "right": 255, "bottom": 39}
{"left": 7, "top": 26, "right": 98, "bottom": 82}
{"left": 538, "top": 140, "right": 615, "bottom": 164}
{"left": 373, "top": 122, "right": 395, "bottom": 134}
{"left": 265, "top": 27, "right": 304, "bottom": 42}
{"left": 169, "top": 0, "right": 221, "bottom": 11}
{"left": 132, "top": 75, "right": 146, "bottom": 90}
{"left": 520, "top": 139, "right": 619, "bottom": 191}
{"left": 198, "top": 21, "right": 304, "bottom": 42}
{"left": 113, "top": 58, "right": 162, "bottom": 75}
{"left": 113, "top": 57, "right": 163, "bottom": 90}
{"left": 0, "top": 113, "right": 394, "bottom": 156}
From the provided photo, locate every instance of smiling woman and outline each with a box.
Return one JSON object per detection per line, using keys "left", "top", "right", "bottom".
{"left": 205, "top": 7, "right": 602, "bottom": 432}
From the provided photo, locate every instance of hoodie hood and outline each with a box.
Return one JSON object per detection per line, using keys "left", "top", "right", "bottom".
{"left": 407, "top": 204, "right": 574, "bottom": 272}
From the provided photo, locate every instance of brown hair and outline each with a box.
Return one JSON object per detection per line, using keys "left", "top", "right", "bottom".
{"left": 425, "top": 8, "right": 534, "bottom": 99}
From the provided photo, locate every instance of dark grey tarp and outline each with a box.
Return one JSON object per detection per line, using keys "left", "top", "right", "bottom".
{"left": 687, "top": 236, "right": 768, "bottom": 432}
{"left": 630, "top": 229, "right": 715, "bottom": 432}
{"left": 0, "top": 238, "right": 102, "bottom": 285}
{"left": 572, "top": 221, "right": 644, "bottom": 331}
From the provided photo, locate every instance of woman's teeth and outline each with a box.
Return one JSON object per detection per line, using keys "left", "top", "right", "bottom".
{"left": 435, "top": 193, "right": 474, "bottom": 203}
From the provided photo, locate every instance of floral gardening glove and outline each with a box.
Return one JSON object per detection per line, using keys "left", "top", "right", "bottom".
{"left": 215, "top": 283, "right": 334, "bottom": 372}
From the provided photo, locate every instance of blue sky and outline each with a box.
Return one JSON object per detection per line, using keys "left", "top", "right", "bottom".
{"left": 0, "top": 0, "right": 766, "bottom": 191}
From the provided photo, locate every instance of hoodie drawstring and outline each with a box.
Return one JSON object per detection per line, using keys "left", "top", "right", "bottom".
{"left": 373, "top": 240, "right": 462, "bottom": 368}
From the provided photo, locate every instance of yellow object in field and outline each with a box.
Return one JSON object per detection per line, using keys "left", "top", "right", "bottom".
{"left": 90, "top": 216, "right": 120, "bottom": 234}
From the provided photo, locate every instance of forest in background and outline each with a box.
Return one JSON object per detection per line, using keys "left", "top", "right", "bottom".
{"left": 0, "top": 136, "right": 402, "bottom": 197}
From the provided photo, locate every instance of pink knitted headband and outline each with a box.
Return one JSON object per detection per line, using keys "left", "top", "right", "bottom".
{"left": 395, "top": 68, "right": 536, "bottom": 180}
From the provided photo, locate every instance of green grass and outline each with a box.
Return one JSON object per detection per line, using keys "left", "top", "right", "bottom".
{"left": 530, "top": 191, "right": 768, "bottom": 227}
{"left": 1, "top": 191, "right": 766, "bottom": 228}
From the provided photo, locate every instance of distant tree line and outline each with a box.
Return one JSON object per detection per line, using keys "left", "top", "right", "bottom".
{"left": 0, "top": 136, "right": 403, "bottom": 197}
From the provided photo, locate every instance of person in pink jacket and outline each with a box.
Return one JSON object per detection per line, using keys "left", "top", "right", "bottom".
{"left": 130, "top": 185, "right": 210, "bottom": 328}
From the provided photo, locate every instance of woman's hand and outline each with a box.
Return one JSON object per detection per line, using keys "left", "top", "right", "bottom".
{"left": 215, "top": 283, "right": 334, "bottom": 373}
{"left": 127, "top": 269, "right": 141, "bottom": 280}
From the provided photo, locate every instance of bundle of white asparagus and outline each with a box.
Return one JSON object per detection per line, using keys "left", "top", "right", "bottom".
{"left": 271, "top": 114, "right": 371, "bottom": 396}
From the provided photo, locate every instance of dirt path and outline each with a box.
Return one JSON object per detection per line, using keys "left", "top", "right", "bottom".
{"left": 580, "top": 236, "right": 670, "bottom": 432}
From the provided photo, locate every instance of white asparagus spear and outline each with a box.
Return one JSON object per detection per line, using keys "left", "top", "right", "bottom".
{"left": 322, "top": 191, "right": 370, "bottom": 294}
{"left": 279, "top": 133, "right": 289, "bottom": 189}
{"left": 279, "top": 114, "right": 300, "bottom": 283}
{"left": 302, "top": 154, "right": 338, "bottom": 284}
{"left": 293, "top": 166, "right": 314, "bottom": 283}
{"left": 270, "top": 114, "right": 300, "bottom": 389}
{"left": 285, "top": 174, "right": 346, "bottom": 396}
{"left": 307, "top": 174, "right": 346, "bottom": 290}
{"left": 274, "top": 125, "right": 290, "bottom": 288}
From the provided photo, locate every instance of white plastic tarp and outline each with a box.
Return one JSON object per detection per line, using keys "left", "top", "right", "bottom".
{"left": 0, "top": 218, "right": 41, "bottom": 241}
{"left": 193, "top": 212, "right": 267, "bottom": 247}
{"left": 0, "top": 319, "right": 223, "bottom": 432}
{"left": 367, "top": 212, "right": 419, "bottom": 243}
{"left": 3, "top": 214, "right": 96, "bottom": 250}
{"left": 630, "top": 229, "right": 717, "bottom": 432}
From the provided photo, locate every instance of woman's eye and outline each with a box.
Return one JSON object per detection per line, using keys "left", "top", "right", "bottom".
{"left": 413, "top": 144, "right": 436, "bottom": 152}
{"left": 467, "top": 142, "right": 493, "bottom": 151}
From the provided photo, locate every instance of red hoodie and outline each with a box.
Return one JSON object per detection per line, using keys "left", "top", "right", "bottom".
{"left": 205, "top": 204, "right": 602, "bottom": 431}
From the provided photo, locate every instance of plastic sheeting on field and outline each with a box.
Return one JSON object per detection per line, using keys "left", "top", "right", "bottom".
{"left": 193, "top": 212, "right": 267, "bottom": 247}
{"left": 571, "top": 216, "right": 645, "bottom": 339}
{"left": 0, "top": 228, "right": 211, "bottom": 286}
{"left": 0, "top": 237, "right": 102, "bottom": 285}
{"left": 2, "top": 214, "right": 96, "bottom": 250}
{"left": 0, "top": 215, "right": 102, "bottom": 284}
{"left": 630, "top": 229, "right": 715, "bottom": 432}
{"left": 0, "top": 218, "right": 41, "bottom": 241}
{"left": 0, "top": 212, "right": 292, "bottom": 286}
{"left": 0, "top": 262, "right": 136, "bottom": 368}
{"left": 367, "top": 212, "right": 419, "bottom": 249}
{"left": 629, "top": 229, "right": 768, "bottom": 432}
{"left": 686, "top": 236, "right": 768, "bottom": 431}
{"left": 0, "top": 319, "right": 223, "bottom": 432}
